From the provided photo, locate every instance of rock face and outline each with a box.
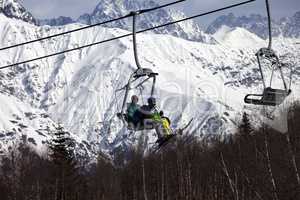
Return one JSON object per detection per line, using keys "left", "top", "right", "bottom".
{"left": 77, "top": 0, "right": 214, "bottom": 43}
{"left": 0, "top": 0, "right": 36, "bottom": 24}
{"left": 37, "top": 16, "right": 74, "bottom": 27}
{"left": 206, "top": 13, "right": 282, "bottom": 39}
{"left": 206, "top": 11, "right": 300, "bottom": 39}
{"left": 281, "top": 11, "right": 300, "bottom": 38}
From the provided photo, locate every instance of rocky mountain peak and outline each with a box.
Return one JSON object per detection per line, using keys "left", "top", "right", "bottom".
{"left": 207, "top": 11, "right": 300, "bottom": 39}
{"left": 77, "top": 0, "right": 215, "bottom": 43}
{"left": 0, "top": 0, "right": 36, "bottom": 24}
{"left": 206, "top": 12, "right": 282, "bottom": 39}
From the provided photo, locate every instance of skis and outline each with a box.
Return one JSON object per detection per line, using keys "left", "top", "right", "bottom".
{"left": 151, "top": 118, "right": 193, "bottom": 153}
{"left": 174, "top": 118, "right": 194, "bottom": 136}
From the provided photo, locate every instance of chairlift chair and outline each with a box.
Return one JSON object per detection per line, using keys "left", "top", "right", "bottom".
{"left": 119, "top": 68, "right": 158, "bottom": 130}
{"left": 117, "top": 11, "right": 159, "bottom": 130}
{"left": 244, "top": 87, "right": 291, "bottom": 106}
{"left": 244, "top": 48, "right": 292, "bottom": 106}
{"left": 244, "top": 0, "right": 292, "bottom": 107}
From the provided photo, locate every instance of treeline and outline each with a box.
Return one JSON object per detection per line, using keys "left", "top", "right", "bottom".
{"left": 0, "top": 103, "right": 300, "bottom": 200}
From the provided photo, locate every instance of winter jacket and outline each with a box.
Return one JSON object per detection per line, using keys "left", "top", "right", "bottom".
{"left": 126, "top": 103, "right": 140, "bottom": 123}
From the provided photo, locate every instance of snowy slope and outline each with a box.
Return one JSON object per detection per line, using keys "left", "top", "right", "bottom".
{"left": 281, "top": 11, "right": 300, "bottom": 38}
{"left": 37, "top": 16, "right": 74, "bottom": 27}
{"left": 207, "top": 13, "right": 282, "bottom": 39}
{"left": 0, "top": 92, "right": 58, "bottom": 156}
{"left": 213, "top": 26, "right": 265, "bottom": 48}
{"left": 0, "top": 14, "right": 228, "bottom": 156}
{"left": 0, "top": 11, "right": 299, "bottom": 158}
{"left": 0, "top": 80, "right": 98, "bottom": 159}
{"left": 77, "top": 0, "right": 214, "bottom": 43}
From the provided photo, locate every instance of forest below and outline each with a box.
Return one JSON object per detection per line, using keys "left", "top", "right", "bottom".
{"left": 0, "top": 102, "right": 300, "bottom": 200}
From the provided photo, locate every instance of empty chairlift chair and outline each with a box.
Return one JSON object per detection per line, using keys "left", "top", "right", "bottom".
{"left": 244, "top": 48, "right": 292, "bottom": 106}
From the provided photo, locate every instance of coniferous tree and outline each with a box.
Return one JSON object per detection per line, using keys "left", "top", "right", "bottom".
{"left": 239, "top": 112, "right": 253, "bottom": 135}
{"left": 49, "top": 124, "right": 79, "bottom": 200}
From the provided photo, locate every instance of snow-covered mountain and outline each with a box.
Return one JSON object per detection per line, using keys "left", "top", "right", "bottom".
{"left": 0, "top": 13, "right": 230, "bottom": 157}
{"left": 77, "top": 0, "right": 214, "bottom": 43}
{"left": 0, "top": 1, "right": 299, "bottom": 159}
{"left": 281, "top": 11, "right": 300, "bottom": 38}
{"left": 0, "top": 92, "right": 97, "bottom": 159}
{"left": 206, "top": 13, "right": 282, "bottom": 39}
{"left": 207, "top": 11, "right": 300, "bottom": 39}
{"left": 0, "top": 0, "right": 36, "bottom": 24}
{"left": 37, "top": 16, "right": 74, "bottom": 27}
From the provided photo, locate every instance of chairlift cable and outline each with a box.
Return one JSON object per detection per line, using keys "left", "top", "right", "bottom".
{"left": 0, "top": 0, "right": 187, "bottom": 51}
{"left": 137, "top": 0, "right": 187, "bottom": 14}
{"left": 0, "top": 0, "right": 256, "bottom": 70}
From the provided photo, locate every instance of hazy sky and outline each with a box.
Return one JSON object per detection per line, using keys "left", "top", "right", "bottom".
{"left": 21, "top": 0, "right": 300, "bottom": 27}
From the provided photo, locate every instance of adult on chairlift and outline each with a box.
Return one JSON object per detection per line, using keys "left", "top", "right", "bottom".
{"left": 120, "top": 95, "right": 172, "bottom": 141}
{"left": 139, "top": 97, "right": 172, "bottom": 140}
{"left": 116, "top": 10, "right": 172, "bottom": 142}
{"left": 125, "top": 95, "right": 141, "bottom": 128}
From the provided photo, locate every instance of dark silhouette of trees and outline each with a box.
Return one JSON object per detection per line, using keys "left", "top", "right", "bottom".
{"left": 0, "top": 102, "right": 300, "bottom": 200}
{"left": 239, "top": 112, "right": 253, "bottom": 135}
{"left": 48, "top": 124, "right": 82, "bottom": 200}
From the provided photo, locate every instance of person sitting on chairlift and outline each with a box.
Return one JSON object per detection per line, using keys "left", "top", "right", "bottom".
{"left": 140, "top": 97, "right": 172, "bottom": 139}
{"left": 125, "top": 95, "right": 140, "bottom": 127}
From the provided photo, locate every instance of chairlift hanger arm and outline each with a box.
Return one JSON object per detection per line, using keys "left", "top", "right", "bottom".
{"left": 120, "top": 73, "right": 136, "bottom": 114}
{"left": 151, "top": 76, "right": 156, "bottom": 97}
{"left": 131, "top": 12, "right": 141, "bottom": 70}
{"left": 129, "top": 0, "right": 186, "bottom": 70}
{"left": 245, "top": 0, "right": 292, "bottom": 106}
{"left": 256, "top": 49, "right": 290, "bottom": 91}
{"left": 256, "top": 53, "right": 267, "bottom": 89}
{"left": 133, "top": 77, "right": 153, "bottom": 90}
{"left": 265, "top": 0, "right": 272, "bottom": 49}
{"left": 117, "top": 73, "right": 143, "bottom": 93}
{"left": 119, "top": 73, "right": 154, "bottom": 109}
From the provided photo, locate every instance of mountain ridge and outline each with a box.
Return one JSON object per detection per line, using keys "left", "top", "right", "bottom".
{"left": 0, "top": 0, "right": 36, "bottom": 24}
{"left": 207, "top": 11, "right": 300, "bottom": 39}
{"left": 76, "top": 0, "right": 214, "bottom": 43}
{"left": 37, "top": 16, "right": 74, "bottom": 27}
{"left": 3, "top": 0, "right": 298, "bottom": 41}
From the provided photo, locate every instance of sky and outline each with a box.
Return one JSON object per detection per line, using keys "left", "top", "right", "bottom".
{"left": 21, "top": 0, "right": 300, "bottom": 28}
